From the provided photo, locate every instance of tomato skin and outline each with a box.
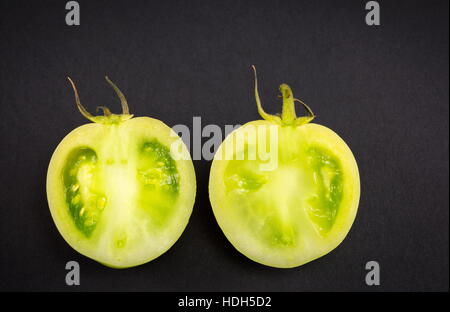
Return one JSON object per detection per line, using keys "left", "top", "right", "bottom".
{"left": 47, "top": 116, "right": 196, "bottom": 268}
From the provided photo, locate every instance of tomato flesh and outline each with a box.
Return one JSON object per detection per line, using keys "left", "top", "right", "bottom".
{"left": 224, "top": 144, "right": 343, "bottom": 243}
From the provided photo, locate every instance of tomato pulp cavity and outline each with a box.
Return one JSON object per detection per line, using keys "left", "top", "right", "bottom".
{"left": 47, "top": 77, "right": 196, "bottom": 268}
{"left": 209, "top": 67, "right": 360, "bottom": 268}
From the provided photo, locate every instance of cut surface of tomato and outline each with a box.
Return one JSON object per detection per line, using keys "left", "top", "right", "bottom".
{"left": 209, "top": 68, "right": 360, "bottom": 268}
{"left": 47, "top": 78, "right": 196, "bottom": 268}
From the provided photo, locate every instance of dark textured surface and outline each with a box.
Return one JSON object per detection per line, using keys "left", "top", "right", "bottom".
{"left": 0, "top": 0, "right": 448, "bottom": 291}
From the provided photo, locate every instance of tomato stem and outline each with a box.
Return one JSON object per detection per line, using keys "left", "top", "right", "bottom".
{"left": 105, "top": 76, "right": 130, "bottom": 115}
{"left": 96, "top": 106, "right": 112, "bottom": 117}
{"left": 67, "top": 77, "right": 133, "bottom": 124}
{"left": 293, "top": 98, "right": 315, "bottom": 126}
{"left": 67, "top": 77, "right": 98, "bottom": 123}
{"left": 280, "top": 84, "right": 296, "bottom": 123}
{"left": 250, "top": 66, "right": 315, "bottom": 126}
{"left": 251, "top": 66, "right": 282, "bottom": 124}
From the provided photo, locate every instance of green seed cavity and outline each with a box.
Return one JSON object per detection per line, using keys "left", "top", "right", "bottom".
{"left": 63, "top": 147, "right": 106, "bottom": 237}
{"left": 138, "top": 141, "right": 179, "bottom": 193}
{"left": 306, "top": 147, "right": 343, "bottom": 234}
{"left": 137, "top": 140, "right": 180, "bottom": 227}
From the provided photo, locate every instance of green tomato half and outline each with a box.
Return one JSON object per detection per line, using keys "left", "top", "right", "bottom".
{"left": 47, "top": 77, "right": 196, "bottom": 268}
{"left": 209, "top": 67, "right": 360, "bottom": 268}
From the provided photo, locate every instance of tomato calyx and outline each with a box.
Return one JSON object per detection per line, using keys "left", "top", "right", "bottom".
{"left": 251, "top": 65, "right": 315, "bottom": 126}
{"left": 67, "top": 76, "right": 134, "bottom": 125}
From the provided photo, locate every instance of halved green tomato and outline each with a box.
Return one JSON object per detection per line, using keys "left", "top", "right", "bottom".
{"left": 209, "top": 67, "right": 360, "bottom": 268}
{"left": 47, "top": 77, "right": 196, "bottom": 268}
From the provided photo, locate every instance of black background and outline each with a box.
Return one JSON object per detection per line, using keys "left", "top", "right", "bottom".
{"left": 0, "top": 0, "right": 448, "bottom": 291}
